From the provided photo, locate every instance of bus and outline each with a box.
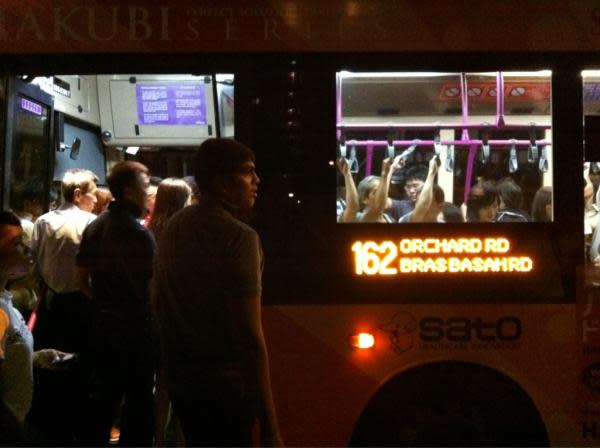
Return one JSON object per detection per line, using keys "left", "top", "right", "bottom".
{"left": 1, "top": 0, "right": 600, "bottom": 445}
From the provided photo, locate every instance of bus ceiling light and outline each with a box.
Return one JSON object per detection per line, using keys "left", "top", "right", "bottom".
{"left": 350, "top": 332, "right": 375, "bottom": 349}
{"left": 582, "top": 70, "right": 600, "bottom": 78}
{"left": 338, "top": 71, "right": 456, "bottom": 79}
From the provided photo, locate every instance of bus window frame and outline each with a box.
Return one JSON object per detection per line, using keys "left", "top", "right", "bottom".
{"left": 0, "top": 52, "right": 587, "bottom": 305}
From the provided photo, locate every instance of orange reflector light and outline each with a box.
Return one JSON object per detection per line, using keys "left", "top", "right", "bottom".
{"left": 351, "top": 332, "right": 375, "bottom": 349}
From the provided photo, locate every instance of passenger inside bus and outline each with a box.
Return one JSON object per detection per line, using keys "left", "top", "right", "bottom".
{"left": 465, "top": 180, "right": 499, "bottom": 223}
{"left": 336, "top": 70, "right": 554, "bottom": 225}
{"left": 398, "top": 157, "right": 443, "bottom": 223}
{"left": 531, "top": 186, "right": 552, "bottom": 222}
{"left": 496, "top": 178, "right": 530, "bottom": 222}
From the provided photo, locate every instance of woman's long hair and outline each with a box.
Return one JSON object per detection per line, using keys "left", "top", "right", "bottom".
{"left": 148, "top": 178, "right": 191, "bottom": 242}
{"left": 531, "top": 186, "right": 552, "bottom": 222}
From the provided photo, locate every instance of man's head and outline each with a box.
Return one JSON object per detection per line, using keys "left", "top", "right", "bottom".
{"left": 0, "top": 211, "right": 31, "bottom": 281}
{"left": 107, "top": 161, "right": 151, "bottom": 217}
{"left": 62, "top": 169, "right": 99, "bottom": 213}
{"left": 497, "top": 177, "right": 523, "bottom": 210}
{"left": 193, "top": 138, "right": 259, "bottom": 211}
{"left": 357, "top": 176, "right": 381, "bottom": 210}
{"left": 403, "top": 165, "right": 427, "bottom": 203}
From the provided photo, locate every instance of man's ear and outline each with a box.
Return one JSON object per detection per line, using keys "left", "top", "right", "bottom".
{"left": 72, "top": 188, "right": 83, "bottom": 205}
{"left": 212, "top": 174, "right": 228, "bottom": 195}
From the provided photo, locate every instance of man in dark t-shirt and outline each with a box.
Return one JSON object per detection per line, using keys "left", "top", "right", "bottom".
{"left": 386, "top": 164, "right": 428, "bottom": 222}
{"left": 153, "top": 139, "right": 282, "bottom": 447}
{"left": 77, "top": 161, "right": 156, "bottom": 447}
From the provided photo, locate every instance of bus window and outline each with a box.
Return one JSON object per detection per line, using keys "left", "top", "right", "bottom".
{"left": 336, "top": 71, "right": 553, "bottom": 224}
{"left": 583, "top": 70, "right": 600, "bottom": 280}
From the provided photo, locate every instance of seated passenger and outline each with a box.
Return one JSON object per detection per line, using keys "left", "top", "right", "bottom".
{"left": 398, "top": 157, "right": 442, "bottom": 223}
{"left": 386, "top": 164, "right": 427, "bottom": 221}
{"left": 496, "top": 177, "right": 530, "bottom": 222}
{"left": 466, "top": 180, "right": 498, "bottom": 223}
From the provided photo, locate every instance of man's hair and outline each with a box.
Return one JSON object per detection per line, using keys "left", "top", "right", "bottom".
{"left": 497, "top": 177, "right": 523, "bottom": 210}
{"left": 466, "top": 181, "right": 497, "bottom": 222}
{"left": 357, "top": 175, "right": 380, "bottom": 207}
{"left": 193, "top": 138, "right": 255, "bottom": 194}
{"left": 62, "top": 169, "right": 99, "bottom": 203}
{"left": 404, "top": 165, "right": 428, "bottom": 183}
{"left": 0, "top": 211, "right": 22, "bottom": 249}
{"left": 107, "top": 161, "right": 149, "bottom": 200}
{"left": 442, "top": 202, "right": 464, "bottom": 223}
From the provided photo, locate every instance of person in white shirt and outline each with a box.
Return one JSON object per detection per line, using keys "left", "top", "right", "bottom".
{"left": 29, "top": 168, "right": 98, "bottom": 444}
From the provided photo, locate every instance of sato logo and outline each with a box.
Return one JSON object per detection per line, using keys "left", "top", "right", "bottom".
{"left": 419, "top": 316, "right": 522, "bottom": 342}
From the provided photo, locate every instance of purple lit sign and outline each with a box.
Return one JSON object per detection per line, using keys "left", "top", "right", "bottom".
{"left": 136, "top": 83, "right": 207, "bottom": 125}
{"left": 20, "top": 97, "right": 43, "bottom": 116}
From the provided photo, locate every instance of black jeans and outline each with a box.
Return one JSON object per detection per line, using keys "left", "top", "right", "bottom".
{"left": 86, "top": 343, "right": 155, "bottom": 447}
{"left": 171, "top": 389, "right": 258, "bottom": 447}
{"left": 29, "top": 291, "right": 93, "bottom": 445}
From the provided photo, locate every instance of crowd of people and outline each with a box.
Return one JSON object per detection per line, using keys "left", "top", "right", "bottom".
{"left": 0, "top": 138, "right": 282, "bottom": 446}
{"left": 336, "top": 155, "right": 554, "bottom": 224}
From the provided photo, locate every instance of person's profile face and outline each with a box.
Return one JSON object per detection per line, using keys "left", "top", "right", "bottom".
{"left": 477, "top": 199, "right": 498, "bottom": 223}
{"left": 0, "top": 226, "right": 32, "bottom": 280}
{"left": 124, "top": 172, "right": 151, "bottom": 217}
{"left": 77, "top": 181, "right": 98, "bottom": 213}
{"left": 227, "top": 160, "right": 260, "bottom": 210}
{"left": 364, "top": 180, "right": 381, "bottom": 209}
{"left": 147, "top": 185, "right": 158, "bottom": 213}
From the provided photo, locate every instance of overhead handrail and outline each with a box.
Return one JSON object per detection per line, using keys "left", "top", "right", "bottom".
{"left": 445, "top": 145, "right": 454, "bottom": 172}
{"left": 338, "top": 139, "right": 551, "bottom": 147}
{"left": 387, "top": 129, "right": 396, "bottom": 159}
{"left": 528, "top": 123, "right": 539, "bottom": 163}
{"left": 349, "top": 145, "right": 359, "bottom": 173}
{"left": 338, "top": 132, "right": 347, "bottom": 158}
{"left": 433, "top": 127, "right": 442, "bottom": 156}
{"left": 460, "top": 72, "right": 470, "bottom": 141}
{"left": 336, "top": 123, "right": 551, "bottom": 131}
{"left": 397, "top": 139, "right": 420, "bottom": 160}
{"left": 480, "top": 124, "right": 490, "bottom": 164}
{"left": 509, "top": 139, "right": 518, "bottom": 173}
{"left": 539, "top": 146, "right": 549, "bottom": 173}
{"left": 496, "top": 71, "right": 505, "bottom": 127}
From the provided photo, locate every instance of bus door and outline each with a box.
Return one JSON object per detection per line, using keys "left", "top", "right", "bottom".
{"left": 2, "top": 78, "right": 54, "bottom": 216}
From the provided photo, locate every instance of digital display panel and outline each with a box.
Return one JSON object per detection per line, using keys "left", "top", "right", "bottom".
{"left": 20, "top": 97, "right": 43, "bottom": 116}
{"left": 335, "top": 71, "right": 553, "bottom": 225}
{"left": 136, "top": 83, "right": 207, "bottom": 125}
{"left": 352, "top": 237, "right": 533, "bottom": 275}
